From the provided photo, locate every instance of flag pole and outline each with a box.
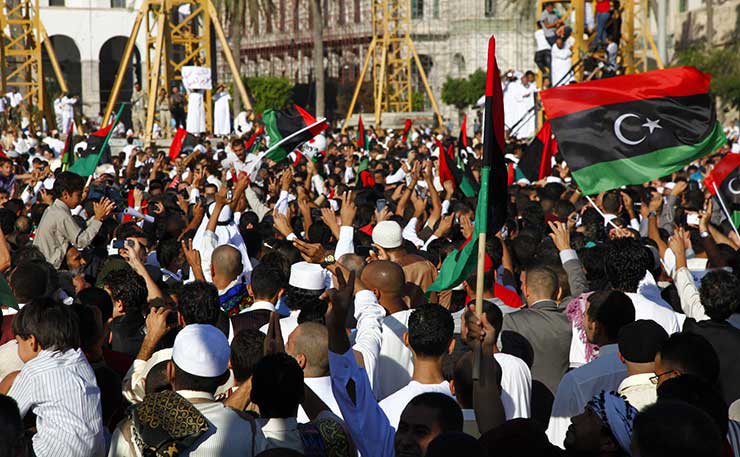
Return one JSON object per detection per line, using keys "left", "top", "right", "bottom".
{"left": 585, "top": 195, "right": 620, "bottom": 230}
{"left": 712, "top": 182, "right": 740, "bottom": 240}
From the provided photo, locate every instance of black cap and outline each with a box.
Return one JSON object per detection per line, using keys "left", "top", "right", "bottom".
{"left": 618, "top": 320, "right": 669, "bottom": 363}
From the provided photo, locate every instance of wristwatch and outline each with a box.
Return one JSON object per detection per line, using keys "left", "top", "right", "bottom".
{"left": 648, "top": 211, "right": 657, "bottom": 218}
{"left": 321, "top": 254, "right": 336, "bottom": 269}
{"left": 700, "top": 231, "right": 710, "bottom": 239}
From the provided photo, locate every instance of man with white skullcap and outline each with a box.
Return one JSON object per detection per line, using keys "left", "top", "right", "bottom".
{"left": 109, "top": 324, "right": 268, "bottom": 456}
{"left": 372, "top": 220, "right": 438, "bottom": 307}
{"left": 259, "top": 261, "right": 328, "bottom": 342}
{"left": 564, "top": 390, "right": 637, "bottom": 456}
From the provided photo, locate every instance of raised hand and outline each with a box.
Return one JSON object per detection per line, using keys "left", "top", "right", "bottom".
{"left": 293, "top": 239, "right": 327, "bottom": 264}
{"left": 264, "top": 311, "right": 285, "bottom": 355}
{"left": 547, "top": 220, "right": 571, "bottom": 252}
{"left": 273, "top": 208, "right": 294, "bottom": 238}
{"left": 339, "top": 191, "right": 357, "bottom": 227}
{"left": 93, "top": 197, "right": 116, "bottom": 221}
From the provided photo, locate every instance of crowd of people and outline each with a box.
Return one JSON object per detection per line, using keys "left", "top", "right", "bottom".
{"left": 0, "top": 83, "right": 739, "bottom": 457}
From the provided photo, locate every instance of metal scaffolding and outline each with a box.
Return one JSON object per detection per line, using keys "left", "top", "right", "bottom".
{"left": 341, "top": 0, "right": 444, "bottom": 131}
{"left": 1, "top": 0, "right": 68, "bottom": 131}
{"left": 102, "top": 0, "right": 251, "bottom": 142}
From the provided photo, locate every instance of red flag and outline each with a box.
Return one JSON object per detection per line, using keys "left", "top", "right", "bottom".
{"left": 402, "top": 119, "right": 412, "bottom": 143}
{"left": 358, "top": 116, "right": 367, "bottom": 152}
{"left": 459, "top": 115, "right": 468, "bottom": 149}
{"left": 436, "top": 139, "right": 455, "bottom": 185}
{"left": 169, "top": 128, "right": 187, "bottom": 160}
{"left": 61, "top": 120, "right": 75, "bottom": 167}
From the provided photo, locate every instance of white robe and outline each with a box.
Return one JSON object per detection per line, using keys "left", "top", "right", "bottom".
{"left": 186, "top": 89, "right": 206, "bottom": 134}
{"left": 514, "top": 83, "right": 536, "bottom": 139}
{"left": 551, "top": 43, "right": 574, "bottom": 87}
{"left": 61, "top": 96, "right": 76, "bottom": 134}
{"left": 191, "top": 203, "right": 252, "bottom": 284}
{"left": 214, "top": 92, "right": 232, "bottom": 136}
{"left": 503, "top": 81, "right": 523, "bottom": 131}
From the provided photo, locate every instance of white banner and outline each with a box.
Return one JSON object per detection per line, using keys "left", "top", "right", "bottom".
{"left": 181, "top": 66, "right": 212, "bottom": 90}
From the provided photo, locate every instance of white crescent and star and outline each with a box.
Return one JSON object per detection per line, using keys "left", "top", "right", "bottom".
{"left": 613, "top": 114, "right": 663, "bottom": 146}
{"left": 728, "top": 177, "right": 740, "bottom": 195}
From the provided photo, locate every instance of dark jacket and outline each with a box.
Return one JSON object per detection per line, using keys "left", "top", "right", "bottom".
{"left": 110, "top": 313, "right": 146, "bottom": 358}
{"left": 683, "top": 318, "right": 740, "bottom": 405}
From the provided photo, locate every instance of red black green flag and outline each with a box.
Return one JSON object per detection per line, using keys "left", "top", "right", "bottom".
{"left": 355, "top": 156, "right": 375, "bottom": 188}
{"left": 705, "top": 153, "right": 740, "bottom": 230}
{"left": 68, "top": 104, "right": 124, "bottom": 177}
{"left": 428, "top": 35, "right": 507, "bottom": 293}
{"left": 168, "top": 128, "right": 198, "bottom": 160}
{"left": 358, "top": 116, "right": 369, "bottom": 153}
{"left": 264, "top": 105, "right": 328, "bottom": 162}
{"left": 458, "top": 115, "right": 468, "bottom": 150}
{"left": 436, "top": 139, "right": 478, "bottom": 198}
{"left": 517, "top": 120, "right": 558, "bottom": 182}
{"left": 61, "top": 120, "right": 75, "bottom": 169}
{"left": 402, "top": 119, "right": 412, "bottom": 143}
{"left": 540, "top": 66, "right": 727, "bottom": 195}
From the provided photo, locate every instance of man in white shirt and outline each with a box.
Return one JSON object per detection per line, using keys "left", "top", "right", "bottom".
{"left": 616, "top": 320, "right": 668, "bottom": 410}
{"left": 547, "top": 290, "right": 635, "bottom": 448}
{"left": 110, "top": 324, "right": 267, "bottom": 456}
{"left": 286, "top": 321, "right": 344, "bottom": 422}
{"left": 378, "top": 304, "right": 456, "bottom": 429}
{"left": 605, "top": 238, "right": 682, "bottom": 335}
{"left": 462, "top": 301, "right": 531, "bottom": 420}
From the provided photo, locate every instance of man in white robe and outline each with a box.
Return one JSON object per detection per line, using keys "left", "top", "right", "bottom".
{"left": 551, "top": 37, "right": 574, "bottom": 87}
{"left": 60, "top": 94, "right": 77, "bottom": 134}
{"left": 186, "top": 88, "right": 206, "bottom": 134}
{"left": 213, "top": 84, "right": 231, "bottom": 136}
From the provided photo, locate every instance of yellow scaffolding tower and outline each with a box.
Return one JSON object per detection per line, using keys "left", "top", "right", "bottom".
{"left": 102, "top": 0, "right": 251, "bottom": 143}
{"left": 1, "top": 0, "right": 68, "bottom": 131}
{"left": 342, "top": 0, "right": 444, "bottom": 131}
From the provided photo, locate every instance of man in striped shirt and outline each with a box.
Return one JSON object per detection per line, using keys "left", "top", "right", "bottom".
{"left": 8, "top": 299, "right": 105, "bottom": 457}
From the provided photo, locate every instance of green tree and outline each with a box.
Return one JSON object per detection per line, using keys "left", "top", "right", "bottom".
{"left": 441, "top": 68, "right": 486, "bottom": 112}
{"left": 677, "top": 45, "right": 740, "bottom": 110}
{"left": 244, "top": 76, "right": 294, "bottom": 114}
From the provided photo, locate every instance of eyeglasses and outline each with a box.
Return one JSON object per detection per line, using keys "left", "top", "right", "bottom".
{"left": 650, "top": 370, "right": 675, "bottom": 385}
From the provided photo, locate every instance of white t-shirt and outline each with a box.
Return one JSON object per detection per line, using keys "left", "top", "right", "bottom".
{"left": 534, "top": 29, "right": 550, "bottom": 52}
{"left": 379, "top": 380, "right": 454, "bottom": 429}
{"left": 495, "top": 352, "right": 532, "bottom": 420}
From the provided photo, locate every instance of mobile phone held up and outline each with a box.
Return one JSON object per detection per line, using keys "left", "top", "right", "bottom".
{"left": 111, "top": 239, "right": 135, "bottom": 249}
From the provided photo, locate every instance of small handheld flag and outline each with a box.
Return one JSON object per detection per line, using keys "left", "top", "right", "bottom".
{"left": 69, "top": 104, "right": 124, "bottom": 177}
{"left": 705, "top": 153, "right": 740, "bottom": 234}
{"left": 518, "top": 121, "right": 558, "bottom": 182}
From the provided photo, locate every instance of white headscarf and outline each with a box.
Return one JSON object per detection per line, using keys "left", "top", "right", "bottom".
{"left": 192, "top": 203, "right": 252, "bottom": 284}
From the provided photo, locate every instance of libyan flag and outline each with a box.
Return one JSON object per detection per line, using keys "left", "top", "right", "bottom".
{"left": 168, "top": 128, "right": 199, "bottom": 160}
{"left": 69, "top": 105, "right": 123, "bottom": 177}
{"left": 356, "top": 156, "right": 375, "bottom": 188}
{"left": 427, "top": 35, "right": 507, "bottom": 293}
{"left": 517, "top": 120, "right": 558, "bottom": 182}
{"left": 705, "top": 153, "right": 740, "bottom": 230}
{"left": 540, "top": 66, "right": 727, "bottom": 195}
{"left": 436, "top": 139, "right": 478, "bottom": 198}
{"left": 263, "top": 105, "right": 328, "bottom": 163}
{"left": 358, "top": 116, "right": 370, "bottom": 153}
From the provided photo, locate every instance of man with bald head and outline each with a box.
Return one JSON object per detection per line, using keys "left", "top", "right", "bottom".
{"left": 358, "top": 260, "right": 417, "bottom": 400}
{"left": 286, "top": 322, "right": 343, "bottom": 422}
{"left": 500, "top": 265, "right": 571, "bottom": 426}
{"left": 211, "top": 244, "right": 250, "bottom": 317}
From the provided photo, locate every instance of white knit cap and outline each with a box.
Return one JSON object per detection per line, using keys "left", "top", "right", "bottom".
{"left": 372, "top": 221, "right": 403, "bottom": 249}
{"left": 172, "top": 324, "right": 230, "bottom": 377}
{"left": 289, "top": 261, "right": 326, "bottom": 290}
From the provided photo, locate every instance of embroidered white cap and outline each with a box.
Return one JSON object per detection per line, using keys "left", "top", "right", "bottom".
{"left": 372, "top": 220, "right": 403, "bottom": 249}
{"left": 172, "top": 324, "right": 230, "bottom": 377}
{"left": 288, "top": 261, "right": 326, "bottom": 290}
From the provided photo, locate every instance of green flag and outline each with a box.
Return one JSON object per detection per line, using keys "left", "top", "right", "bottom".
{"left": 69, "top": 104, "right": 124, "bottom": 177}
{"left": 0, "top": 275, "right": 18, "bottom": 310}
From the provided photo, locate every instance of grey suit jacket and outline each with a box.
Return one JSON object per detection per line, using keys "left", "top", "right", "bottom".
{"left": 501, "top": 299, "right": 572, "bottom": 396}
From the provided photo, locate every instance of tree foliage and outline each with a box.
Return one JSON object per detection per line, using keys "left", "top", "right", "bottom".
{"left": 677, "top": 45, "right": 740, "bottom": 109}
{"left": 441, "top": 69, "right": 486, "bottom": 111}
{"left": 244, "top": 76, "right": 294, "bottom": 114}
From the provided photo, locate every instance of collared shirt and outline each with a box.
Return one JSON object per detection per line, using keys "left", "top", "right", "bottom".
{"left": 379, "top": 380, "right": 454, "bottom": 430}
{"left": 618, "top": 373, "right": 656, "bottom": 411}
{"left": 330, "top": 349, "right": 395, "bottom": 457}
{"left": 33, "top": 199, "right": 102, "bottom": 269}
{"left": 9, "top": 349, "right": 105, "bottom": 457}
{"left": 373, "top": 308, "right": 414, "bottom": 400}
{"left": 495, "top": 352, "right": 532, "bottom": 420}
{"left": 260, "top": 309, "right": 301, "bottom": 342}
{"left": 109, "top": 389, "right": 268, "bottom": 457}
{"left": 546, "top": 344, "right": 628, "bottom": 448}
{"left": 298, "top": 376, "right": 344, "bottom": 423}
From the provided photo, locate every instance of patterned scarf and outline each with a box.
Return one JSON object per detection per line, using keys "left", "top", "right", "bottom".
{"left": 220, "top": 281, "right": 253, "bottom": 317}
{"left": 130, "top": 391, "right": 208, "bottom": 457}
